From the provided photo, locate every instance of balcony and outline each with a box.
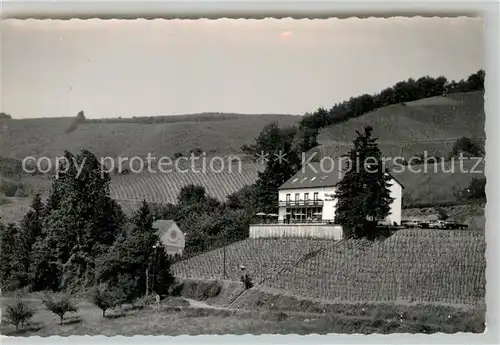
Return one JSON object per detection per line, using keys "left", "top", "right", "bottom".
{"left": 278, "top": 199, "right": 324, "bottom": 207}
{"left": 251, "top": 218, "right": 333, "bottom": 225}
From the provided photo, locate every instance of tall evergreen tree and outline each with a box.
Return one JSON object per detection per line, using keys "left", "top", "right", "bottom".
{"left": 254, "top": 140, "right": 300, "bottom": 212}
{"left": 30, "top": 149, "right": 124, "bottom": 291}
{"left": 96, "top": 201, "right": 174, "bottom": 300}
{"left": 15, "top": 194, "right": 45, "bottom": 287}
{"left": 334, "top": 127, "right": 394, "bottom": 239}
{"left": 0, "top": 223, "right": 22, "bottom": 290}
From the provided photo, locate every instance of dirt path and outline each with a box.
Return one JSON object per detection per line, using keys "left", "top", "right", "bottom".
{"left": 184, "top": 298, "right": 221, "bottom": 309}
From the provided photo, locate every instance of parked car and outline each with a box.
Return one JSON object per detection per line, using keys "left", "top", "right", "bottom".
{"left": 418, "top": 220, "right": 430, "bottom": 229}
{"left": 401, "top": 220, "right": 419, "bottom": 228}
{"left": 444, "top": 221, "right": 469, "bottom": 230}
{"left": 429, "top": 220, "right": 447, "bottom": 229}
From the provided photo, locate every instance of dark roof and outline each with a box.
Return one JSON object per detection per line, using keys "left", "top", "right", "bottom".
{"left": 279, "top": 162, "right": 404, "bottom": 190}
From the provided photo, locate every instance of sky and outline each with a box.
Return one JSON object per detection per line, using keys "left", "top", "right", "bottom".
{"left": 1, "top": 17, "right": 484, "bottom": 119}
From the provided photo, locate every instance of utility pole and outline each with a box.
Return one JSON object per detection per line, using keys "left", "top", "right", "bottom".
{"left": 151, "top": 242, "right": 160, "bottom": 295}
{"left": 222, "top": 232, "right": 227, "bottom": 279}
{"left": 223, "top": 245, "right": 226, "bottom": 279}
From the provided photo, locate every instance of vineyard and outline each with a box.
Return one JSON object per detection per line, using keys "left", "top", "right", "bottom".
{"left": 173, "top": 230, "right": 486, "bottom": 306}
{"left": 109, "top": 162, "right": 263, "bottom": 204}
{"left": 171, "top": 238, "right": 334, "bottom": 284}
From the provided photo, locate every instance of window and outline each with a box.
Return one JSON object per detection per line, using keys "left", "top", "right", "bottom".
{"left": 304, "top": 193, "right": 309, "bottom": 201}
{"left": 292, "top": 178, "right": 299, "bottom": 183}
{"left": 301, "top": 177, "right": 308, "bottom": 183}
{"left": 295, "top": 193, "right": 300, "bottom": 202}
{"left": 310, "top": 177, "right": 317, "bottom": 182}
{"left": 286, "top": 194, "right": 291, "bottom": 201}
{"left": 313, "top": 192, "right": 319, "bottom": 201}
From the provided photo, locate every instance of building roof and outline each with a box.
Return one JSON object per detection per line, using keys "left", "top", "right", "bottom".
{"left": 153, "top": 219, "right": 176, "bottom": 237}
{"left": 279, "top": 162, "right": 404, "bottom": 190}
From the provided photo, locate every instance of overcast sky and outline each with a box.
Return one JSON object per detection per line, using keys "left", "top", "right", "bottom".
{"left": 1, "top": 17, "right": 484, "bottom": 119}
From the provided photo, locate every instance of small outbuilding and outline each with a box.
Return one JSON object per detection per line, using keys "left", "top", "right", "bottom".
{"left": 153, "top": 220, "right": 185, "bottom": 256}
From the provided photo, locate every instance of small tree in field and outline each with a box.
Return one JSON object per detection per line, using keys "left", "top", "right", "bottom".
{"left": 4, "top": 298, "right": 34, "bottom": 332}
{"left": 91, "top": 285, "right": 118, "bottom": 317}
{"left": 42, "top": 293, "right": 78, "bottom": 325}
{"left": 334, "top": 126, "right": 394, "bottom": 239}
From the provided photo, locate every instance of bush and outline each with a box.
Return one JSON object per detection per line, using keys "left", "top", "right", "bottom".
{"left": 450, "top": 137, "right": 484, "bottom": 158}
{"left": 436, "top": 206, "right": 449, "bottom": 220}
{"left": 466, "top": 177, "right": 486, "bottom": 200}
{"left": 4, "top": 297, "right": 35, "bottom": 332}
{"left": 0, "top": 181, "right": 18, "bottom": 197}
{"left": 42, "top": 293, "right": 78, "bottom": 325}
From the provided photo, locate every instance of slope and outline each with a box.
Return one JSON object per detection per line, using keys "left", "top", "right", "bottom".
{"left": 171, "top": 238, "right": 333, "bottom": 284}
{"left": 0, "top": 114, "right": 300, "bottom": 160}
{"left": 316, "top": 91, "right": 485, "bottom": 160}
{"left": 262, "top": 229, "right": 485, "bottom": 306}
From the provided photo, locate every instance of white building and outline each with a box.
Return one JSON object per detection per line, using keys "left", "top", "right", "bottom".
{"left": 249, "top": 162, "right": 403, "bottom": 240}
{"left": 153, "top": 220, "right": 185, "bottom": 256}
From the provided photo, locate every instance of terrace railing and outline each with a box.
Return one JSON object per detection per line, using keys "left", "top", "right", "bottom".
{"left": 251, "top": 219, "right": 335, "bottom": 225}
{"left": 278, "top": 199, "right": 324, "bottom": 207}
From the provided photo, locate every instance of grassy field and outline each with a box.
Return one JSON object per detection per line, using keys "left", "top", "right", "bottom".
{"left": 0, "top": 113, "right": 300, "bottom": 160}
{"left": 0, "top": 289, "right": 485, "bottom": 336}
{"left": 315, "top": 91, "right": 485, "bottom": 160}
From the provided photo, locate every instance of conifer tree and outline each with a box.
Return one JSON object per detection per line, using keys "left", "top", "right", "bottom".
{"left": 16, "top": 194, "right": 45, "bottom": 286}
{"left": 334, "top": 126, "right": 393, "bottom": 239}
{"left": 96, "top": 200, "right": 174, "bottom": 301}
{"left": 30, "top": 149, "right": 124, "bottom": 291}
{"left": 0, "top": 223, "right": 22, "bottom": 290}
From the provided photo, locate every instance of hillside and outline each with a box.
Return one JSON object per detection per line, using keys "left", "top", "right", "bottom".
{"left": 172, "top": 229, "right": 486, "bottom": 306}
{"left": 0, "top": 113, "right": 300, "bottom": 160}
{"left": 109, "top": 162, "right": 263, "bottom": 204}
{"left": 0, "top": 91, "right": 486, "bottom": 224}
{"left": 315, "top": 92, "right": 485, "bottom": 160}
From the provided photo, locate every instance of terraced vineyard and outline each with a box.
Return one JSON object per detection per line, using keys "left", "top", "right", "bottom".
{"left": 171, "top": 238, "right": 334, "bottom": 284}
{"left": 109, "top": 162, "right": 263, "bottom": 204}
{"left": 263, "top": 229, "right": 485, "bottom": 305}
{"left": 173, "top": 230, "right": 485, "bottom": 306}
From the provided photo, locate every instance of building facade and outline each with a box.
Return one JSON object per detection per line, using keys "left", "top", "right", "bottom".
{"left": 153, "top": 220, "right": 185, "bottom": 256}
{"left": 277, "top": 163, "right": 404, "bottom": 226}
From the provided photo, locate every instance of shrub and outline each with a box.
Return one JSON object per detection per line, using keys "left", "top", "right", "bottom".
{"left": 42, "top": 293, "right": 78, "bottom": 325}
{"left": 466, "top": 177, "right": 486, "bottom": 200}
{"left": 436, "top": 206, "right": 449, "bottom": 220}
{"left": 0, "top": 181, "right": 18, "bottom": 197}
{"left": 4, "top": 297, "right": 35, "bottom": 332}
{"left": 450, "top": 137, "right": 484, "bottom": 158}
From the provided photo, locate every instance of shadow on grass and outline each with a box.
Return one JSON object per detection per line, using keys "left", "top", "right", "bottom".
{"left": 125, "top": 304, "right": 146, "bottom": 312}
{"left": 62, "top": 316, "right": 83, "bottom": 326}
{"left": 2, "top": 323, "right": 43, "bottom": 336}
{"left": 104, "top": 313, "right": 127, "bottom": 320}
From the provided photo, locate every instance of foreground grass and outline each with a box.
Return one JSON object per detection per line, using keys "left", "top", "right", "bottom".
{"left": 0, "top": 296, "right": 485, "bottom": 336}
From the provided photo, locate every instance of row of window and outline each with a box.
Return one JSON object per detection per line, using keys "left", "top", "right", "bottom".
{"left": 285, "top": 192, "right": 319, "bottom": 202}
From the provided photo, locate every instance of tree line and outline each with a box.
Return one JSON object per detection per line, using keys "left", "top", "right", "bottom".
{"left": 299, "top": 70, "right": 485, "bottom": 144}
{"left": 0, "top": 150, "right": 174, "bottom": 301}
